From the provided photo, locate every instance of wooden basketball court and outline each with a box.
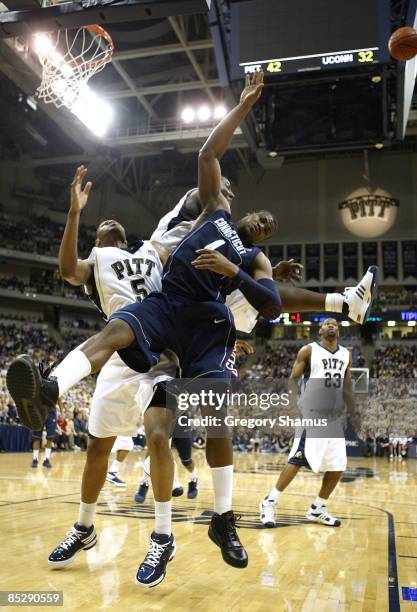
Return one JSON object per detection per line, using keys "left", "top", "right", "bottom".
{"left": 0, "top": 451, "right": 416, "bottom": 611}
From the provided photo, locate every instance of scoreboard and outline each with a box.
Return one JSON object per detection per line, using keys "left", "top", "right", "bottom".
{"left": 230, "top": 0, "right": 390, "bottom": 79}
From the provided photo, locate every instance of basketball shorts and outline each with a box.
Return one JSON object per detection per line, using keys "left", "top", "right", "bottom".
{"left": 288, "top": 429, "right": 347, "bottom": 473}
{"left": 109, "top": 292, "right": 237, "bottom": 380}
{"left": 33, "top": 409, "right": 56, "bottom": 440}
{"left": 111, "top": 436, "right": 134, "bottom": 453}
{"left": 88, "top": 352, "right": 176, "bottom": 438}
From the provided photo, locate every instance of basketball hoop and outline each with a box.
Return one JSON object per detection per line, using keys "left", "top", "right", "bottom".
{"left": 34, "top": 24, "right": 114, "bottom": 110}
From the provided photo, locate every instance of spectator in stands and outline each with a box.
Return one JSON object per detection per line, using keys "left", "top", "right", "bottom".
{"left": 74, "top": 410, "right": 89, "bottom": 450}
{"left": 376, "top": 432, "right": 390, "bottom": 458}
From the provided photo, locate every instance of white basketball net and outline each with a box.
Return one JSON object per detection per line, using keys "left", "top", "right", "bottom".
{"left": 34, "top": 25, "right": 113, "bottom": 110}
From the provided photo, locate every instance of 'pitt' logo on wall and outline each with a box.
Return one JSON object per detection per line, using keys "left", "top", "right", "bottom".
{"left": 338, "top": 188, "right": 399, "bottom": 238}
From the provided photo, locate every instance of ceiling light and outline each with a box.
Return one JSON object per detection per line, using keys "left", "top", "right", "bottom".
{"left": 197, "top": 105, "right": 211, "bottom": 122}
{"left": 387, "top": 320, "right": 396, "bottom": 327}
{"left": 302, "top": 321, "right": 311, "bottom": 326}
{"left": 214, "top": 105, "right": 227, "bottom": 119}
{"left": 33, "top": 33, "right": 53, "bottom": 57}
{"left": 375, "top": 143, "right": 384, "bottom": 150}
{"left": 181, "top": 107, "right": 195, "bottom": 123}
{"left": 72, "top": 87, "right": 113, "bottom": 137}
{"left": 408, "top": 321, "right": 416, "bottom": 327}
{"left": 341, "top": 321, "right": 350, "bottom": 327}
{"left": 371, "top": 75, "right": 382, "bottom": 83}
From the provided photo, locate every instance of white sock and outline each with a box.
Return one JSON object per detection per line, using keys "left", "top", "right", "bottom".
{"left": 325, "top": 293, "right": 344, "bottom": 313}
{"left": 53, "top": 349, "right": 92, "bottom": 397}
{"left": 44, "top": 448, "right": 51, "bottom": 460}
{"left": 155, "top": 500, "right": 172, "bottom": 535}
{"left": 268, "top": 487, "right": 280, "bottom": 503}
{"left": 211, "top": 465, "right": 233, "bottom": 515}
{"left": 188, "top": 468, "right": 198, "bottom": 481}
{"left": 33, "top": 449, "right": 39, "bottom": 460}
{"left": 78, "top": 501, "right": 96, "bottom": 528}
{"left": 109, "top": 459, "right": 122, "bottom": 474}
{"left": 313, "top": 496, "right": 327, "bottom": 508}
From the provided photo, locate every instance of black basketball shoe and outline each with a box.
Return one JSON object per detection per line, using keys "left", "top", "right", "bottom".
{"left": 208, "top": 511, "right": 248, "bottom": 568}
{"left": 48, "top": 524, "right": 97, "bottom": 568}
{"left": 134, "top": 483, "right": 149, "bottom": 503}
{"left": 6, "top": 356, "right": 59, "bottom": 431}
{"left": 136, "top": 531, "right": 176, "bottom": 588}
{"left": 187, "top": 478, "right": 198, "bottom": 499}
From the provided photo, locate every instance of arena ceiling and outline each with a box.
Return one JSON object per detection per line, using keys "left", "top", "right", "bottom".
{"left": 0, "top": 0, "right": 416, "bottom": 204}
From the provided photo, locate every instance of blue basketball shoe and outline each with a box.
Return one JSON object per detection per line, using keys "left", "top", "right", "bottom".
{"left": 134, "top": 482, "right": 149, "bottom": 503}
{"left": 136, "top": 531, "right": 176, "bottom": 588}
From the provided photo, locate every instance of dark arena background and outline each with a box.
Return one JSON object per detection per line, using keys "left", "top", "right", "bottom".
{"left": 0, "top": 1, "right": 416, "bottom": 611}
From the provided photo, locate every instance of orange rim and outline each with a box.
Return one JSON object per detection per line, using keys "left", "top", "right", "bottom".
{"left": 78, "top": 24, "right": 114, "bottom": 68}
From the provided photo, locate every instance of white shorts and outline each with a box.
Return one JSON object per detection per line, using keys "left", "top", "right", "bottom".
{"left": 289, "top": 433, "right": 347, "bottom": 473}
{"left": 111, "top": 436, "right": 134, "bottom": 453}
{"left": 88, "top": 352, "right": 175, "bottom": 438}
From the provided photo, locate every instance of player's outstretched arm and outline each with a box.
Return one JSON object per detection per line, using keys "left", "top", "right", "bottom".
{"left": 59, "top": 165, "right": 93, "bottom": 286}
{"left": 192, "top": 249, "right": 281, "bottom": 319}
{"left": 197, "top": 71, "right": 264, "bottom": 217}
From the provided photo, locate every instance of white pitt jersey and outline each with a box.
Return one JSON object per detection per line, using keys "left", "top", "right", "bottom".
{"left": 150, "top": 189, "right": 196, "bottom": 249}
{"left": 85, "top": 240, "right": 163, "bottom": 319}
{"left": 307, "top": 341, "right": 350, "bottom": 380}
{"left": 300, "top": 342, "right": 350, "bottom": 422}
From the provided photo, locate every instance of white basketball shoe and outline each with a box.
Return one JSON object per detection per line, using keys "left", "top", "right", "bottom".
{"left": 343, "top": 266, "right": 379, "bottom": 324}
{"left": 306, "top": 503, "right": 341, "bottom": 527}
{"left": 259, "top": 497, "right": 276, "bottom": 528}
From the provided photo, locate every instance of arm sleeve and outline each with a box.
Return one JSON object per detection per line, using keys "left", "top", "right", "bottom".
{"left": 233, "top": 269, "right": 281, "bottom": 319}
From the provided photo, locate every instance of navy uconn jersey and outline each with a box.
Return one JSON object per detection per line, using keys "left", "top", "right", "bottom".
{"left": 162, "top": 209, "right": 260, "bottom": 303}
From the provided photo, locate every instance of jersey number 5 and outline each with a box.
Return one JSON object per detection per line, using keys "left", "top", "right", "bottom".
{"left": 130, "top": 278, "right": 148, "bottom": 302}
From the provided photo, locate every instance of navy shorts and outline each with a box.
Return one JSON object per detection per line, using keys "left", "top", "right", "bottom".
{"left": 33, "top": 409, "right": 56, "bottom": 439}
{"left": 109, "top": 293, "right": 236, "bottom": 380}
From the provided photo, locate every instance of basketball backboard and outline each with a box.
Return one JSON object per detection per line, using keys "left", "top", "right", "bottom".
{"left": 350, "top": 368, "right": 370, "bottom": 394}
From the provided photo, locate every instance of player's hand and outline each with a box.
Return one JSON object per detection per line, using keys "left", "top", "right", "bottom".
{"left": 70, "top": 165, "right": 92, "bottom": 214}
{"left": 192, "top": 249, "right": 239, "bottom": 278}
{"left": 240, "top": 70, "right": 264, "bottom": 108}
{"left": 272, "top": 259, "right": 303, "bottom": 283}
{"left": 235, "top": 339, "right": 254, "bottom": 356}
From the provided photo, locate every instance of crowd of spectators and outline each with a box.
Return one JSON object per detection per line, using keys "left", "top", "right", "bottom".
{"left": 0, "top": 212, "right": 141, "bottom": 259}
{"left": 0, "top": 213, "right": 97, "bottom": 258}
{"left": 374, "top": 287, "right": 417, "bottom": 308}
{"left": 0, "top": 312, "right": 43, "bottom": 324}
{"left": 62, "top": 318, "right": 102, "bottom": 332}
{"left": 0, "top": 321, "right": 96, "bottom": 451}
{"left": 232, "top": 431, "right": 293, "bottom": 454}
{"left": 0, "top": 271, "right": 84, "bottom": 301}
{"left": 364, "top": 431, "right": 416, "bottom": 460}
{"left": 1, "top": 317, "right": 417, "bottom": 459}
{"left": 371, "top": 344, "right": 417, "bottom": 379}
